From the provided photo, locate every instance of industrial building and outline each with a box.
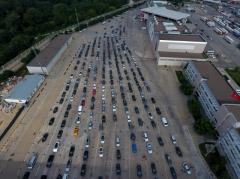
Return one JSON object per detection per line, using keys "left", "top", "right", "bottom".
{"left": 4, "top": 75, "right": 44, "bottom": 104}
{"left": 157, "top": 34, "right": 207, "bottom": 66}
{"left": 215, "top": 104, "right": 240, "bottom": 179}
{"left": 27, "top": 34, "right": 72, "bottom": 75}
{"left": 184, "top": 61, "right": 240, "bottom": 123}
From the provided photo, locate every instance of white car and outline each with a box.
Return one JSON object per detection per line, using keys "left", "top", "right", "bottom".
{"left": 75, "top": 116, "right": 80, "bottom": 124}
{"left": 99, "top": 147, "right": 103, "bottom": 157}
{"left": 53, "top": 141, "right": 60, "bottom": 153}
{"left": 88, "top": 121, "right": 93, "bottom": 130}
{"left": 102, "top": 95, "right": 105, "bottom": 100}
{"left": 112, "top": 105, "right": 117, "bottom": 112}
{"left": 161, "top": 117, "right": 168, "bottom": 127}
{"left": 146, "top": 143, "right": 153, "bottom": 154}
{"left": 127, "top": 115, "right": 131, "bottom": 122}
{"left": 143, "top": 132, "right": 149, "bottom": 142}
{"left": 148, "top": 113, "right": 153, "bottom": 120}
{"left": 116, "top": 136, "right": 120, "bottom": 147}
{"left": 100, "top": 135, "right": 105, "bottom": 144}
{"left": 170, "top": 135, "right": 177, "bottom": 144}
{"left": 182, "top": 162, "right": 192, "bottom": 175}
{"left": 85, "top": 137, "right": 90, "bottom": 148}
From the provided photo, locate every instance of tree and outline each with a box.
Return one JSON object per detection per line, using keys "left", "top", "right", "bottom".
{"left": 53, "top": 3, "right": 69, "bottom": 25}
{"left": 23, "top": 7, "right": 42, "bottom": 26}
{"left": 194, "top": 118, "right": 215, "bottom": 136}
{"left": 187, "top": 99, "right": 202, "bottom": 119}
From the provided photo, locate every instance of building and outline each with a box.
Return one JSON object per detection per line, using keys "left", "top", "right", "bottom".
{"left": 4, "top": 75, "right": 44, "bottom": 104}
{"left": 157, "top": 34, "right": 207, "bottom": 66}
{"left": 27, "top": 34, "right": 72, "bottom": 75}
{"left": 184, "top": 61, "right": 240, "bottom": 124}
{"left": 215, "top": 105, "right": 240, "bottom": 179}
{"left": 141, "top": 6, "right": 190, "bottom": 22}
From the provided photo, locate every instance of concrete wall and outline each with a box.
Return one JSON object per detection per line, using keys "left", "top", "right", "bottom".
{"left": 158, "top": 40, "right": 207, "bottom": 53}
{"left": 26, "top": 66, "right": 48, "bottom": 75}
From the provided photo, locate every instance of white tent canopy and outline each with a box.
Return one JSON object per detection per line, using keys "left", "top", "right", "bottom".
{"left": 141, "top": 6, "right": 190, "bottom": 21}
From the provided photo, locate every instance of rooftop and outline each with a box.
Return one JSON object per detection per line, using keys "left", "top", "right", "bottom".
{"left": 5, "top": 75, "right": 44, "bottom": 102}
{"left": 159, "top": 51, "right": 204, "bottom": 59}
{"left": 159, "top": 34, "right": 206, "bottom": 42}
{"left": 27, "top": 34, "right": 71, "bottom": 67}
{"left": 226, "top": 105, "right": 240, "bottom": 121}
{"left": 193, "top": 61, "right": 240, "bottom": 104}
{"left": 141, "top": 6, "right": 190, "bottom": 21}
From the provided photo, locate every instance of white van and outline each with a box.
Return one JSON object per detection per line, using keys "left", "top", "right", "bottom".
{"left": 27, "top": 153, "right": 38, "bottom": 169}
{"left": 161, "top": 117, "right": 168, "bottom": 127}
{"left": 78, "top": 105, "right": 83, "bottom": 115}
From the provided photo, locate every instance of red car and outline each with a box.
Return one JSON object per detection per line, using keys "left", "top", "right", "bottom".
{"left": 81, "top": 99, "right": 86, "bottom": 106}
{"left": 92, "top": 89, "right": 96, "bottom": 96}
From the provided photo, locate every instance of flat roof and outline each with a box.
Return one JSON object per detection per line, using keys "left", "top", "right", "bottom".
{"left": 27, "top": 34, "right": 71, "bottom": 67}
{"left": 159, "top": 34, "right": 206, "bottom": 42}
{"left": 225, "top": 105, "right": 240, "bottom": 121}
{"left": 5, "top": 75, "right": 44, "bottom": 102}
{"left": 159, "top": 52, "right": 204, "bottom": 59}
{"left": 193, "top": 61, "right": 240, "bottom": 104}
{"left": 141, "top": 6, "right": 190, "bottom": 21}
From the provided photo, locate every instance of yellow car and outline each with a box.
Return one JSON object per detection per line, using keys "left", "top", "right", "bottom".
{"left": 73, "top": 127, "right": 79, "bottom": 136}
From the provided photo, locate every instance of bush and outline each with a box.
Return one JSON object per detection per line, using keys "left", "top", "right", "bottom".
{"left": 187, "top": 99, "right": 202, "bottom": 119}
{"left": 194, "top": 118, "right": 216, "bottom": 136}
{"left": 0, "top": 70, "right": 16, "bottom": 83}
{"left": 226, "top": 67, "right": 240, "bottom": 86}
{"left": 176, "top": 71, "right": 194, "bottom": 95}
{"left": 21, "top": 49, "right": 39, "bottom": 64}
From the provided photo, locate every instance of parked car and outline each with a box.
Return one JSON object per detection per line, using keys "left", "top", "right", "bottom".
{"left": 80, "top": 164, "right": 87, "bottom": 176}
{"left": 69, "top": 145, "right": 75, "bottom": 157}
{"left": 83, "top": 150, "right": 89, "bottom": 161}
{"left": 146, "top": 143, "right": 153, "bottom": 154}
{"left": 175, "top": 146, "right": 183, "bottom": 157}
{"left": 57, "top": 130, "right": 63, "bottom": 139}
{"left": 53, "top": 141, "right": 60, "bottom": 153}
{"left": 157, "top": 137, "right": 164, "bottom": 146}
{"left": 46, "top": 155, "right": 54, "bottom": 168}
{"left": 170, "top": 167, "right": 177, "bottom": 179}
{"left": 136, "top": 164, "right": 142, "bottom": 177}
{"left": 130, "top": 133, "right": 136, "bottom": 141}
{"left": 132, "top": 143, "right": 137, "bottom": 153}
{"left": 116, "top": 163, "right": 121, "bottom": 175}
{"left": 165, "top": 154, "right": 172, "bottom": 165}
{"left": 49, "top": 117, "right": 55, "bottom": 126}
{"left": 151, "top": 162, "right": 157, "bottom": 174}
{"left": 99, "top": 147, "right": 103, "bottom": 157}
{"left": 41, "top": 133, "right": 48, "bottom": 142}
{"left": 156, "top": 107, "right": 161, "bottom": 115}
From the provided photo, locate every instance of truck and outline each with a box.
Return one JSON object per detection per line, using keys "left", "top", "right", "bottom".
{"left": 200, "top": 16, "right": 208, "bottom": 22}
{"left": 220, "top": 28, "right": 228, "bottom": 35}
{"left": 224, "top": 35, "right": 234, "bottom": 44}
{"left": 214, "top": 27, "right": 223, "bottom": 35}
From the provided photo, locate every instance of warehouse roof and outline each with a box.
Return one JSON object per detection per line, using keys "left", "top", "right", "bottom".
{"left": 27, "top": 34, "right": 71, "bottom": 67}
{"left": 141, "top": 6, "right": 190, "bottom": 21}
{"left": 5, "top": 75, "right": 44, "bottom": 103}
{"left": 159, "top": 34, "right": 206, "bottom": 42}
{"left": 159, "top": 51, "right": 204, "bottom": 59}
{"left": 193, "top": 61, "right": 240, "bottom": 104}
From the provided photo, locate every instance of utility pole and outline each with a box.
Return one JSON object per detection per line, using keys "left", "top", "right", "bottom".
{"left": 75, "top": 7, "right": 80, "bottom": 30}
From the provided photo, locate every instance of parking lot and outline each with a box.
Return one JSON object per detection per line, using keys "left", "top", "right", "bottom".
{"left": 0, "top": 5, "right": 212, "bottom": 179}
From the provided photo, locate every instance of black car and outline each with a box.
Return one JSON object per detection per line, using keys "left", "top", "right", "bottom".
{"left": 138, "top": 118, "right": 143, "bottom": 126}
{"left": 57, "top": 130, "right": 63, "bottom": 139}
{"left": 102, "top": 115, "right": 106, "bottom": 123}
{"left": 132, "top": 95, "right": 136, "bottom": 101}
{"left": 156, "top": 107, "right": 161, "bottom": 115}
{"left": 150, "top": 120, "right": 156, "bottom": 128}
{"left": 61, "top": 120, "right": 66, "bottom": 128}
{"left": 22, "top": 171, "right": 30, "bottom": 179}
{"left": 157, "top": 137, "right": 164, "bottom": 146}
{"left": 53, "top": 107, "right": 58, "bottom": 113}
{"left": 144, "top": 104, "right": 149, "bottom": 110}
{"left": 136, "top": 164, "right": 142, "bottom": 177}
{"left": 41, "top": 175, "right": 47, "bottom": 179}
{"left": 116, "top": 149, "right": 121, "bottom": 160}
{"left": 116, "top": 163, "right": 121, "bottom": 175}
{"left": 69, "top": 145, "right": 75, "bottom": 157}
{"left": 61, "top": 92, "right": 66, "bottom": 98}
{"left": 130, "top": 133, "right": 136, "bottom": 141}
{"left": 46, "top": 155, "right": 54, "bottom": 168}
{"left": 42, "top": 133, "right": 48, "bottom": 142}
{"left": 165, "top": 154, "right": 172, "bottom": 165}
{"left": 175, "top": 146, "right": 183, "bottom": 157}
{"left": 83, "top": 150, "right": 89, "bottom": 161}
{"left": 91, "top": 96, "right": 95, "bottom": 102}
{"left": 64, "top": 111, "right": 69, "bottom": 118}
{"left": 80, "top": 164, "right": 87, "bottom": 176}
{"left": 113, "top": 114, "right": 117, "bottom": 121}
{"left": 65, "top": 85, "right": 69, "bottom": 91}
{"left": 56, "top": 174, "right": 62, "bottom": 179}
{"left": 151, "top": 163, "right": 157, "bottom": 174}
{"left": 170, "top": 167, "right": 177, "bottom": 179}
{"left": 151, "top": 97, "right": 156, "bottom": 104}
{"left": 49, "top": 117, "right": 55, "bottom": 125}
{"left": 134, "top": 107, "right": 139, "bottom": 114}
{"left": 59, "top": 98, "right": 64, "bottom": 104}
{"left": 67, "top": 104, "right": 72, "bottom": 111}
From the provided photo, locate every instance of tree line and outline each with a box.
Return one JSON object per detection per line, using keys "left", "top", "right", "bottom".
{"left": 0, "top": 0, "right": 128, "bottom": 66}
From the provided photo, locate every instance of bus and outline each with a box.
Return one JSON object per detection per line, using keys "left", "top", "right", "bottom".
{"left": 224, "top": 35, "right": 234, "bottom": 44}
{"left": 214, "top": 27, "right": 223, "bottom": 35}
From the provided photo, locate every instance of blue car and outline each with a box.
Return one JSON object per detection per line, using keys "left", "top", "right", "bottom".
{"left": 132, "top": 143, "right": 137, "bottom": 153}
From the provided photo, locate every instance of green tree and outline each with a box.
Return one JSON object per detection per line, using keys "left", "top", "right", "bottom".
{"left": 194, "top": 118, "right": 215, "bottom": 135}
{"left": 187, "top": 99, "right": 202, "bottom": 119}
{"left": 53, "top": 3, "right": 68, "bottom": 25}
{"left": 23, "top": 7, "right": 42, "bottom": 26}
